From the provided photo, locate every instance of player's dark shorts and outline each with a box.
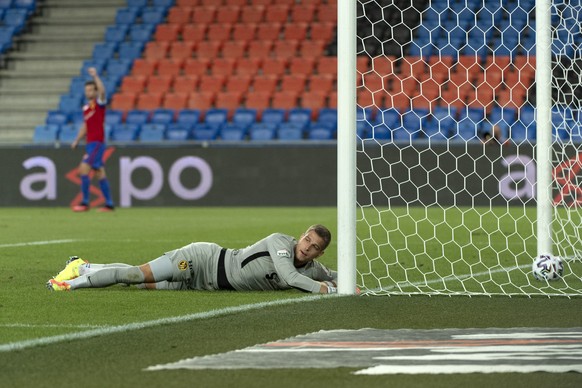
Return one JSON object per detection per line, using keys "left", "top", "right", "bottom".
{"left": 83, "top": 141, "right": 106, "bottom": 169}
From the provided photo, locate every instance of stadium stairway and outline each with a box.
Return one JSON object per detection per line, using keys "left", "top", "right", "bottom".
{"left": 0, "top": 0, "right": 125, "bottom": 142}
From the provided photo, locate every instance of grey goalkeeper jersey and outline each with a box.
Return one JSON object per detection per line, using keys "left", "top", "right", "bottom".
{"left": 169, "top": 233, "right": 337, "bottom": 293}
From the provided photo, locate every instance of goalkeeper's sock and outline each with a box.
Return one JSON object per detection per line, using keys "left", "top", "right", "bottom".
{"left": 68, "top": 267, "right": 145, "bottom": 289}
{"left": 99, "top": 178, "right": 113, "bottom": 207}
{"left": 78, "top": 263, "right": 132, "bottom": 276}
{"left": 80, "top": 175, "right": 90, "bottom": 205}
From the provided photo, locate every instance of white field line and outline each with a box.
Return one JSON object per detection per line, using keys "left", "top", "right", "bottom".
{"left": 0, "top": 239, "right": 77, "bottom": 248}
{"left": 0, "top": 294, "right": 329, "bottom": 353}
{"left": 0, "top": 323, "right": 108, "bottom": 329}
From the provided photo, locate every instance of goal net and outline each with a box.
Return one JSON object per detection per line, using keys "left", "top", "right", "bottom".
{"left": 346, "top": 0, "right": 582, "bottom": 296}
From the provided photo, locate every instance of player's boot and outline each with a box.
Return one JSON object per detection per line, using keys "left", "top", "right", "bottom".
{"left": 53, "top": 256, "right": 87, "bottom": 282}
{"left": 46, "top": 279, "right": 71, "bottom": 291}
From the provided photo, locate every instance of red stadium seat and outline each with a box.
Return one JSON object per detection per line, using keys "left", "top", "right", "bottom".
{"left": 184, "top": 58, "right": 211, "bottom": 77}
{"left": 192, "top": 6, "right": 217, "bottom": 24}
{"left": 155, "top": 24, "right": 181, "bottom": 42}
{"left": 182, "top": 24, "right": 208, "bottom": 42}
{"left": 298, "top": 40, "right": 326, "bottom": 58}
{"left": 261, "top": 58, "right": 288, "bottom": 76}
{"left": 147, "top": 75, "right": 173, "bottom": 94}
{"left": 172, "top": 75, "right": 199, "bottom": 94}
{"left": 289, "top": 57, "right": 316, "bottom": 76}
{"left": 264, "top": 4, "right": 289, "bottom": 23}
{"left": 244, "top": 92, "right": 272, "bottom": 112}
{"left": 215, "top": 91, "right": 244, "bottom": 114}
{"left": 283, "top": 23, "right": 308, "bottom": 40}
{"left": 272, "top": 91, "right": 299, "bottom": 110}
{"left": 252, "top": 75, "right": 278, "bottom": 94}
{"left": 309, "top": 74, "right": 334, "bottom": 93}
{"left": 280, "top": 74, "right": 307, "bottom": 94}
{"left": 157, "top": 58, "right": 184, "bottom": 77}
{"left": 256, "top": 23, "right": 282, "bottom": 41}
{"left": 231, "top": 23, "right": 257, "bottom": 42}
{"left": 291, "top": 4, "right": 317, "bottom": 23}
{"left": 167, "top": 7, "right": 192, "bottom": 25}
{"left": 317, "top": 4, "right": 337, "bottom": 23}
{"left": 144, "top": 42, "right": 169, "bottom": 60}
{"left": 273, "top": 40, "right": 299, "bottom": 58}
{"left": 240, "top": 5, "right": 265, "bottom": 23}
{"left": 310, "top": 22, "right": 335, "bottom": 41}
{"left": 225, "top": 75, "right": 252, "bottom": 93}
{"left": 235, "top": 58, "right": 262, "bottom": 76}
{"left": 301, "top": 91, "right": 327, "bottom": 114}
{"left": 195, "top": 41, "right": 222, "bottom": 59}
{"left": 163, "top": 93, "right": 189, "bottom": 110}
{"left": 132, "top": 59, "right": 157, "bottom": 77}
{"left": 188, "top": 92, "right": 216, "bottom": 110}
{"left": 111, "top": 93, "right": 136, "bottom": 111}
{"left": 216, "top": 6, "right": 241, "bottom": 24}
{"left": 371, "top": 55, "right": 396, "bottom": 76}
{"left": 198, "top": 75, "right": 226, "bottom": 93}
{"left": 176, "top": 0, "right": 199, "bottom": 5}
{"left": 247, "top": 40, "right": 273, "bottom": 58}
{"left": 169, "top": 41, "right": 195, "bottom": 60}
{"left": 316, "top": 56, "right": 337, "bottom": 76}
{"left": 221, "top": 40, "right": 248, "bottom": 59}
{"left": 120, "top": 76, "right": 147, "bottom": 94}
{"left": 211, "top": 58, "right": 236, "bottom": 76}
{"left": 136, "top": 93, "right": 164, "bottom": 110}
{"left": 207, "top": 23, "right": 233, "bottom": 42}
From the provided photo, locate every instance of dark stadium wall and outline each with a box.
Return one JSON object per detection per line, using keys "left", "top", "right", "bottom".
{"left": 0, "top": 144, "right": 560, "bottom": 207}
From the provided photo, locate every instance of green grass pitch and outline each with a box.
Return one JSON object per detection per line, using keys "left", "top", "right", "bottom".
{"left": 0, "top": 207, "right": 581, "bottom": 388}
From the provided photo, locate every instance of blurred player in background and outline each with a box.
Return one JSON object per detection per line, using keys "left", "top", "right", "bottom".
{"left": 71, "top": 67, "right": 114, "bottom": 212}
{"left": 47, "top": 224, "right": 340, "bottom": 294}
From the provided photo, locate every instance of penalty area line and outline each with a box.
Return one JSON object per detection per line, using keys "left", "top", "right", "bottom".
{"left": 0, "top": 239, "right": 78, "bottom": 248}
{"left": 0, "top": 294, "right": 329, "bottom": 353}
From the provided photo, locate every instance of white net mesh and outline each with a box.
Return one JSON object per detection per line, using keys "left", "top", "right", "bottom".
{"left": 355, "top": 0, "right": 582, "bottom": 296}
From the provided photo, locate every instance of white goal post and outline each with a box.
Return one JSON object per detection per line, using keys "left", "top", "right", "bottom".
{"left": 337, "top": 0, "right": 582, "bottom": 296}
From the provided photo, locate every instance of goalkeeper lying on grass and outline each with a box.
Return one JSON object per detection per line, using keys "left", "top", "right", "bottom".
{"left": 47, "top": 224, "right": 338, "bottom": 294}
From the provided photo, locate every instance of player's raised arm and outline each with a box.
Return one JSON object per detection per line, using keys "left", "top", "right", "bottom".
{"left": 87, "top": 67, "right": 106, "bottom": 102}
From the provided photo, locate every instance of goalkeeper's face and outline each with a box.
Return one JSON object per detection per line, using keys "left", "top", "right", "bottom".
{"left": 85, "top": 84, "right": 97, "bottom": 101}
{"left": 294, "top": 230, "right": 325, "bottom": 263}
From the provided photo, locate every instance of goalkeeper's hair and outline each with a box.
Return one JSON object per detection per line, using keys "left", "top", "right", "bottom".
{"left": 84, "top": 80, "right": 97, "bottom": 89}
{"left": 306, "top": 224, "right": 332, "bottom": 250}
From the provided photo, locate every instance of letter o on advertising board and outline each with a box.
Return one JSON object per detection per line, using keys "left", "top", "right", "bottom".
{"left": 168, "top": 156, "right": 212, "bottom": 200}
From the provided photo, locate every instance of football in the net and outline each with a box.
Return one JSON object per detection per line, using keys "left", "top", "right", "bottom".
{"left": 532, "top": 254, "right": 564, "bottom": 281}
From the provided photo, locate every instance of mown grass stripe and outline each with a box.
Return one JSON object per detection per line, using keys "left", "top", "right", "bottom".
{"left": 0, "top": 294, "right": 328, "bottom": 353}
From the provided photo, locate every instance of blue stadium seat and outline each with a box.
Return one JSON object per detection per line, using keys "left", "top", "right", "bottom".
{"left": 115, "top": 7, "right": 139, "bottom": 25}
{"left": 166, "top": 123, "right": 192, "bottom": 141}
{"left": 126, "top": 0, "right": 147, "bottom": 7}
{"left": 232, "top": 108, "right": 257, "bottom": 129}
{"left": 249, "top": 126, "right": 276, "bottom": 141}
{"left": 118, "top": 41, "right": 144, "bottom": 60}
{"left": 150, "top": 108, "right": 174, "bottom": 125}
{"left": 129, "top": 24, "right": 155, "bottom": 42}
{"left": 220, "top": 125, "right": 246, "bottom": 141}
{"left": 92, "top": 42, "right": 118, "bottom": 61}
{"left": 126, "top": 110, "right": 150, "bottom": 125}
{"left": 105, "top": 110, "right": 123, "bottom": 125}
{"left": 0, "top": 0, "right": 12, "bottom": 9}
{"left": 152, "top": 0, "right": 174, "bottom": 8}
{"left": 452, "top": 119, "right": 478, "bottom": 141}
{"left": 13, "top": 0, "right": 36, "bottom": 13}
{"left": 3, "top": 9, "right": 27, "bottom": 34}
{"left": 204, "top": 108, "right": 228, "bottom": 127}
{"left": 262, "top": 109, "right": 286, "bottom": 125}
{"left": 33, "top": 124, "right": 59, "bottom": 143}
{"left": 375, "top": 108, "right": 400, "bottom": 129}
{"left": 59, "top": 94, "right": 82, "bottom": 114}
{"left": 105, "top": 25, "right": 128, "bottom": 43}
{"left": 141, "top": 8, "right": 165, "bottom": 24}
{"left": 0, "top": 26, "right": 15, "bottom": 52}
{"left": 277, "top": 127, "right": 303, "bottom": 140}
{"left": 288, "top": 108, "right": 312, "bottom": 130}
{"left": 58, "top": 124, "right": 79, "bottom": 144}
{"left": 356, "top": 120, "right": 371, "bottom": 139}
{"left": 176, "top": 109, "right": 201, "bottom": 126}
{"left": 192, "top": 123, "right": 219, "bottom": 141}
{"left": 370, "top": 124, "right": 392, "bottom": 141}
{"left": 140, "top": 123, "right": 166, "bottom": 142}
{"left": 317, "top": 108, "right": 337, "bottom": 131}
{"left": 46, "top": 110, "right": 69, "bottom": 125}
{"left": 508, "top": 121, "right": 531, "bottom": 143}
{"left": 110, "top": 123, "right": 140, "bottom": 141}
{"left": 106, "top": 59, "right": 132, "bottom": 78}
{"left": 80, "top": 59, "right": 106, "bottom": 76}
{"left": 308, "top": 126, "right": 333, "bottom": 140}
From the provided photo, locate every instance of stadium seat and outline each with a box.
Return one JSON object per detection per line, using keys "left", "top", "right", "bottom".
{"left": 298, "top": 40, "right": 325, "bottom": 58}
{"left": 140, "top": 123, "right": 166, "bottom": 142}
{"left": 288, "top": 108, "right": 312, "bottom": 130}
{"left": 252, "top": 75, "right": 278, "bottom": 94}
{"left": 249, "top": 126, "right": 276, "bottom": 141}
{"left": 310, "top": 22, "right": 335, "bottom": 41}
{"left": 300, "top": 92, "right": 327, "bottom": 114}
{"left": 291, "top": 4, "right": 317, "bottom": 23}
{"left": 204, "top": 108, "right": 228, "bottom": 127}
{"left": 262, "top": 108, "right": 286, "bottom": 125}
{"left": 232, "top": 108, "right": 257, "bottom": 129}
{"left": 163, "top": 92, "right": 188, "bottom": 110}
{"left": 272, "top": 92, "right": 299, "bottom": 110}
{"left": 235, "top": 57, "right": 261, "bottom": 76}
{"left": 129, "top": 24, "right": 155, "bottom": 43}
{"left": 216, "top": 5, "right": 241, "bottom": 24}
{"left": 105, "top": 25, "right": 128, "bottom": 43}
{"left": 247, "top": 40, "right": 273, "bottom": 58}
{"left": 126, "top": 110, "right": 150, "bottom": 125}
{"left": 280, "top": 74, "right": 307, "bottom": 94}
{"left": 225, "top": 75, "right": 252, "bottom": 93}
{"left": 106, "top": 59, "right": 132, "bottom": 78}
{"left": 195, "top": 40, "right": 222, "bottom": 59}
{"left": 167, "top": 7, "right": 192, "bottom": 24}
{"left": 289, "top": 57, "right": 316, "bottom": 76}
{"left": 256, "top": 23, "right": 282, "bottom": 40}
{"left": 192, "top": 6, "right": 217, "bottom": 24}
{"left": 182, "top": 24, "right": 207, "bottom": 42}
{"left": 165, "top": 123, "right": 192, "bottom": 141}
{"left": 141, "top": 8, "right": 165, "bottom": 25}
{"left": 219, "top": 124, "right": 246, "bottom": 141}
{"left": 207, "top": 23, "right": 233, "bottom": 42}
{"left": 176, "top": 109, "right": 201, "bottom": 126}
{"left": 105, "top": 110, "right": 123, "bottom": 126}
{"left": 277, "top": 126, "right": 303, "bottom": 141}
{"left": 317, "top": 108, "right": 338, "bottom": 131}
{"left": 172, "top": 75, "right": 198, "bottom": 94}
{"left": 240, "top": 5, "right": 265, "bottom": 23}
{"left": 59, "top": 94, "right": 82, "bottom": 114}
{"left": 58, "top": 124, "right": 79, "bottom": 144}
{"left": 118, "top": 41, "right": 144, "bottom": 60}
{"left": 231, "top": 23, "right": 257, "bottom": 41}
{"left": 273, "top": 40, "right": 299, "bottom": 59}
{"left": 192, "top": 123, "right": 219, "bottom": 140}
{"left": 198, "top": 75, "right": 226, "bottom": 93}
{"left": 316, "top": 56, "right": 338, "bottom": 77}
{"left": 155, "top": 24, "right": 181, "bottom": 42}
{"left": 136, "top": 93, "right": 164, "bottom": 110}
{"left": 92, "top": 42, "right": 117, "bottom": 61}
{"left": 147, "top": 75, "right": 173, "bottom": 94}
{"left": 46, "top": 110, "right": 69, "bottom": 125}
{"left": 157, "top": 58, "right": 184, "bottom": 77}
{"left": 33, "top": 124, "right": 59, "bottom": 143}
{"left": 211, "top": 58, "right": 236, "bottom": 76}
{"left": 110, "top": 123, "right": 140, "bottom": 141}
{"left": 215, "top": 91, "right": 243, "bottom": 114}
{"left": 132, "top": 59, "right": 157, "bottom": 77}
{"left": 220, "top": 41, "right": 247, "bottom": 59}
{"left": 244, "top": 92, "right": 271, "bottom": 112}
{"left": 150, "top": 108, "right": 174, "bottom": 124}
{"left": 262, "top": 58, "right": 288, "bottom": 76}
{"left": 121, "top": 76, "right": 147, "bottom": 94}
{"left": 308, "top": 126, "right": 333, "bottom": 140}
{"left": 183, "top": 58, "right": 210, "bottom": 77}
{"left": 264, "top": 4, "right": 289, "bottom": 23}
{"left": 284, "top": 23, "right": 308, "bottom": 40}
{"left": 187, "top": 92, "right": 215, "bottom": 110}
